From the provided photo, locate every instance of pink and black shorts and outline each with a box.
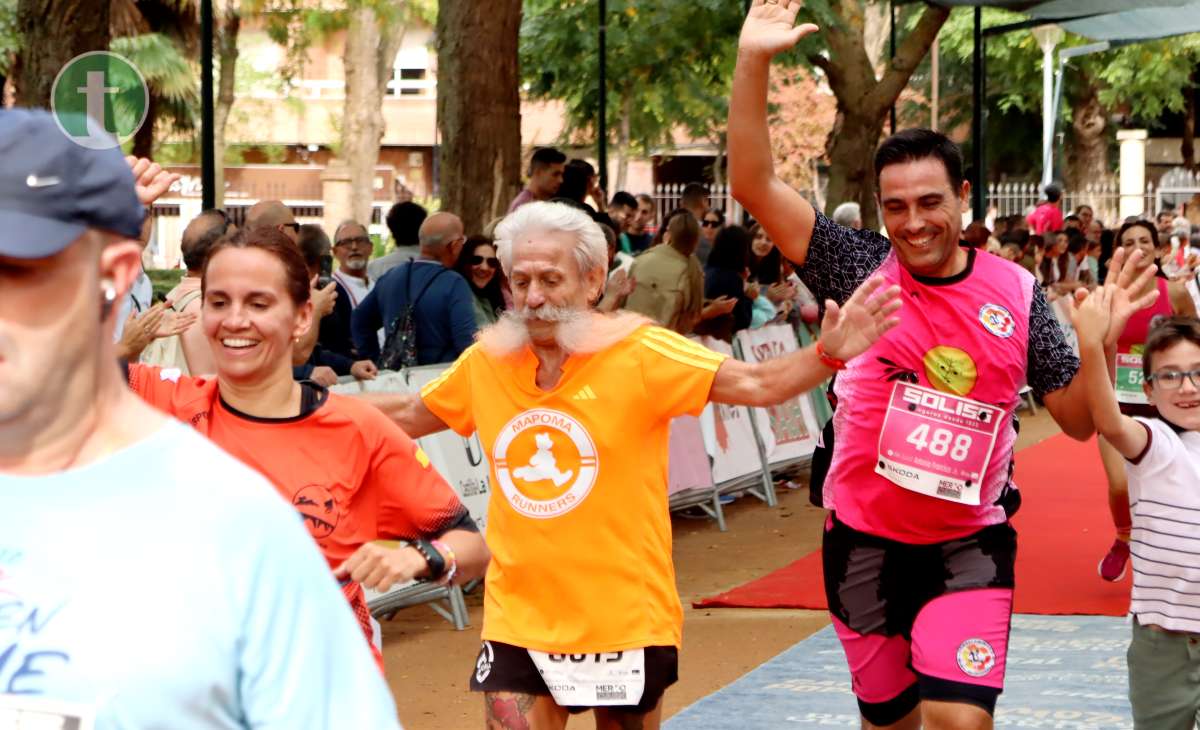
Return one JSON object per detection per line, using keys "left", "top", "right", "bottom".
{"left": 822, "top": 515, "right": 1016, "bottom": 725}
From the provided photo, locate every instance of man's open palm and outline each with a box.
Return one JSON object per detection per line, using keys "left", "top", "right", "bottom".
{"left": 739, "top": 0, "right": 818, "bottom": 57}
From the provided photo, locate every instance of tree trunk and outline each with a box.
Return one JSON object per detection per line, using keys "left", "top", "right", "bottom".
{"left": 339, "top": 5, "right": 385, "bottom": 226}
{"left": 213, "top": 7, "right": 240, "bottom": 209}
{"left": 809, "top": 1, "right": 949, "bottom": 232}
{"left": 825, "top": 111, "right": 886, "bottom": 230}
{"left": 615, "top": 88, "right": 631, "bottom": 191}
{"left": 1183, "top": 67, "right": 1197, "bottom": 172}
{"left": 712, "top": 133, "right": 726, "bottom": 187}
{"left": 131, "top": 92, "right": 156, "bottom": 158}
{"left": 14, "top": 0, "right": 111, "bottom": 107}
{"left": 436, "top": 0, "right": 523, "bottom": 234}
{"left": 1068, "top": 85, "right": 1108, "bottom": 190}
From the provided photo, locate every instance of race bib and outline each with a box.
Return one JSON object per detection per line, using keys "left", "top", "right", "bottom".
{"left": 875, "top": 382, "right": 1005, "bottom": 506}
{"left": 528, "top": 649, "right": 645, "bottom": 707}
{"left": 1115, "top": 349, "right": 1148, "bottom": 405}
{"left": 0, "top": 694, "right": 95, "bottom": 730}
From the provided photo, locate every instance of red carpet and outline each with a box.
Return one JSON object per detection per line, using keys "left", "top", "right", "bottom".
{"left": 694, "top": 434, "right": 1132, "bottom": 616}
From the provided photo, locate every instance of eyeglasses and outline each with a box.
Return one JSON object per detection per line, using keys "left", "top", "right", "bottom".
{"left": 471, "top": 255, "right": 500, "bottom": 268}
{"left": 702, "top": 220, "right": 722, "bottom": 228}
{"left": 1147, "top": 368, "right": 1200, "bottom": 390}
{"left": 336, "top": 236, "right": 372, "bottom": 248}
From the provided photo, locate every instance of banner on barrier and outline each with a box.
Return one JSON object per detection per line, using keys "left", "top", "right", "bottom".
{"left": 698, "top": 336, "right": 773, "bottom": 484}
{"left": 735, "top": 325, "right": 820, "bottom": 463}
{"left": 668, "top": 414, "right": 714, "bottom": 495}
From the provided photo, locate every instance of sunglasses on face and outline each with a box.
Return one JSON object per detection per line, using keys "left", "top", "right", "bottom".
{"left": 471, "top": 255, "right": 500, "bottom": 268}
{"left": 1147, "top": 368, "right": 1200, "bottom": 391}
{"left": 282, "top": 222, "right": 301, "bottom": 233}
{"left": 702, "top": 220, "right": 722, "bottom": 228}
{"left": 336, "top": 236, "right": 372, "bottom": 248}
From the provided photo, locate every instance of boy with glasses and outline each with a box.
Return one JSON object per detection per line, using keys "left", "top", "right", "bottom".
{"left": 1071, "top": 271, "right": 1200, "bottom": 729}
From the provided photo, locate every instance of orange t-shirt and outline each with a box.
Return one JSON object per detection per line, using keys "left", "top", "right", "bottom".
{"left": 420, "top": 326, "right": 727, "bottom": 653}
{"left": 127, "top": 364, "right": 468, "bottom": 650}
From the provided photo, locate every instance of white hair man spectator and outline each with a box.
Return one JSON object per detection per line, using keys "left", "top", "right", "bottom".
{"left": 832, "top": 201, "right": 863, "bottom": 230}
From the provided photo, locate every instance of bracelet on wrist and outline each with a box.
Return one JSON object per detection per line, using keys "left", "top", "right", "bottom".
{"left": 816, "top": 340, "right": 847, "bottom": 371}
{"left": 410, "top": 539, "right": 446, "bottom": 581}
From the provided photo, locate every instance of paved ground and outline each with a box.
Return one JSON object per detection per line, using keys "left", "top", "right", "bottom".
{"left": 382, "top": 408, "right": 1063, "bottom": 728}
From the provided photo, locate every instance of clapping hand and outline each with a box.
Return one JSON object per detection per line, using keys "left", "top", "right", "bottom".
{"left": 817, "top": 276, "right": 902, "bottom": 362}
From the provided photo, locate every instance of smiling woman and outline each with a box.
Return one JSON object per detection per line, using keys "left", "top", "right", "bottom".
{"left": 124, "top": 227, "right": 490, "bottom": 670}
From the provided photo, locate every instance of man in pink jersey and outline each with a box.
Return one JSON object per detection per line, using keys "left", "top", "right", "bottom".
{"left": 729, "top": 3, "right": 1157, "bottom": 728}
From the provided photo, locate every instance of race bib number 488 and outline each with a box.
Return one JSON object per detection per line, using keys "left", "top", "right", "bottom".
{"left": 875, "top": 382, "right": 1004, "bottom": 505}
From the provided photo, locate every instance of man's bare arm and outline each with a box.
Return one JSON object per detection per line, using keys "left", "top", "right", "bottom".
{"left": 355, "top": 392, "right": 449, "bottom": 439}
{"left": 729, "top": 1, "right": 820, "bottom": 265}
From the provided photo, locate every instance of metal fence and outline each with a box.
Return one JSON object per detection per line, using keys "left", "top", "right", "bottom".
{"left": 987, "top": 179, "right": 1159, "bottom": 227}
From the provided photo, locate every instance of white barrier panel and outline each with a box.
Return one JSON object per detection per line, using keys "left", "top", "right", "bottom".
{"left": 1187, "top": 274, "right": 1200, "bottom": 314}
{"left": 735, "top": 325, "right": 820, "bottom": 464}
{"left": 668, "top": 414, "right": 714, "bottom": 495}
{"left": 698, "top": 336, "right": 774, "bottom": 485}
{"left": 403, "top": 365, "right": 491, "bottom": 533}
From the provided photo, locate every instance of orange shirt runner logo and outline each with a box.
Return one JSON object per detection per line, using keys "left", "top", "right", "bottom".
{"left": 493, "top": 409, "right": 599, "bottom": 519}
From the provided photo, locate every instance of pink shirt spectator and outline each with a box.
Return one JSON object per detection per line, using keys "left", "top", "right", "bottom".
{"left": 507, "top": 188, "right": 539, "bottom": 213}
{"left": 1025, "top": 202, "right": 1063, "bottom": 235}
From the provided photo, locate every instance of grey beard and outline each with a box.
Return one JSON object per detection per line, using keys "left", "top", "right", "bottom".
{"left": 477, "top": 306, "right": 651, "bottom": 357}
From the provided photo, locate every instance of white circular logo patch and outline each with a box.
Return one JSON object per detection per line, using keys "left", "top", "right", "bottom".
{"left": 492, "top": 408, "right": 598, "bottom": 519}
{"left": 956, "top": 638, "right": 996, "bottom": 677}
{"left": 978, "top": 303, "right": 1015, "bottom": 339}
{"left": 475, "top": 641, "right": 495, "bottom": 683}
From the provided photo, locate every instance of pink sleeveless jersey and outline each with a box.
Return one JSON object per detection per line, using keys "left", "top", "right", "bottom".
{"left": 826, "top": 250, "right": 1035, "bottom": 544}
{"left": 1119, "top": 277, "right": 1173, "bottom": 351}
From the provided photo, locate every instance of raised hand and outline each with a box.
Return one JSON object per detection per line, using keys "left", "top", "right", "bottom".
{"left": 818, "top": 276, "right": 902, "bottom": 362}
{"left": 125, "top": 156, "right": 181, "bottom": 207}
{"left": 1101, "top": 247, "right": 1160, "bottom": 348}
{"left": 739, "top": 0, "right": 819, "bottom": 58}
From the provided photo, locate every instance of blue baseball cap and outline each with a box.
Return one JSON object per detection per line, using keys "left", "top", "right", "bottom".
{"left": 0, "top": 108, "right": 145, "bottom": 259}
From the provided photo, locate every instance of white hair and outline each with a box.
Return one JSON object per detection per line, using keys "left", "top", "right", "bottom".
{"left": 832, "top": 201, "right": 862, "bottom": 227}
{"left": 494, "top": 201, "right": 608, "bottom": 278}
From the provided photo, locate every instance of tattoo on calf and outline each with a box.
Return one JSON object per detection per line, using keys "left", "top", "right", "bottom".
{"left": 485, "top": 693, "right": 537, "bottom": 730}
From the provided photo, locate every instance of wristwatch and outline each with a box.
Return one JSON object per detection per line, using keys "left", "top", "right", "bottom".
{"left": 410, "top": 539, "right": 446, "bottom": 581}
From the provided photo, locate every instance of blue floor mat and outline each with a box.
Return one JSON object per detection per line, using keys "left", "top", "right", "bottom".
{"left": 666, "top": 615, "right": 1132, "bottom": 729}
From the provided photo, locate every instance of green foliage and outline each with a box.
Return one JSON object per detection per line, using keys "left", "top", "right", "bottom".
{"left": 110, "top": 33, "right": 200, "bottom": 136}
{"left": 520, "top": 0, "right": 744, "bottom": 155}
{"left": 927, "top": 8, "right": 1200, "bottom": 132}
{"left": 0, "top": 0, "right": 17, "bottom": 77}
{"left": 147, "top": 269, "right": 186, "bottom": 300}
{"left": 263, "top": 0, "right": 436, "bottom": 84}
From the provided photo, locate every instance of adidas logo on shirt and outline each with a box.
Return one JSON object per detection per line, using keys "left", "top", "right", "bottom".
{"left": 571, "top": 385, "right": 598, "bottom": 401}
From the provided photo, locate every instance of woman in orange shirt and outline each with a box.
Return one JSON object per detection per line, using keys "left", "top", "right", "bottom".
{"left": 126, "top": 227, "right": 489, "bottom": 667}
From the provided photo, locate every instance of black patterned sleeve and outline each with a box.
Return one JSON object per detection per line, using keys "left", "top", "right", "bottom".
{"left": 1025, "top": 283, "right": 1080, "bottom": 398}
{"left": 793, "top": 210, "right": 892, "bottom": 306}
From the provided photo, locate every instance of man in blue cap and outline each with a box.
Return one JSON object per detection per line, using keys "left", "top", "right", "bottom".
{"left": 0, "top": 109, "right": 403, "bottom": 729}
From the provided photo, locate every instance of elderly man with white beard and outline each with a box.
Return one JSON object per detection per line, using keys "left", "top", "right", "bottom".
{"left": 317, "top": 219, "right": 376, "bottom": 362}
{"left": 364, "top": 201, "right": 902, "bottom": 730}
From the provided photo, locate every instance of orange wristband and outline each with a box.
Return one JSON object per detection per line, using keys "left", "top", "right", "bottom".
{"left": 816, "top": 341, "right": 846, "bottom": 371}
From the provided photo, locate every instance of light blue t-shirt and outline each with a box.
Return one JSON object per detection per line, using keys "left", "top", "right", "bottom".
{"left": 0, "top": 420, "right": 402, "bottom": 729}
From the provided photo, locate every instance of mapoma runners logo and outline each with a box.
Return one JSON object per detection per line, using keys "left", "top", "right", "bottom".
{"left": 493, "top": 409, "right": 598, "bottom": 519}
{"left": 51, "top": 51, "right": 149, "bottom": 150}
